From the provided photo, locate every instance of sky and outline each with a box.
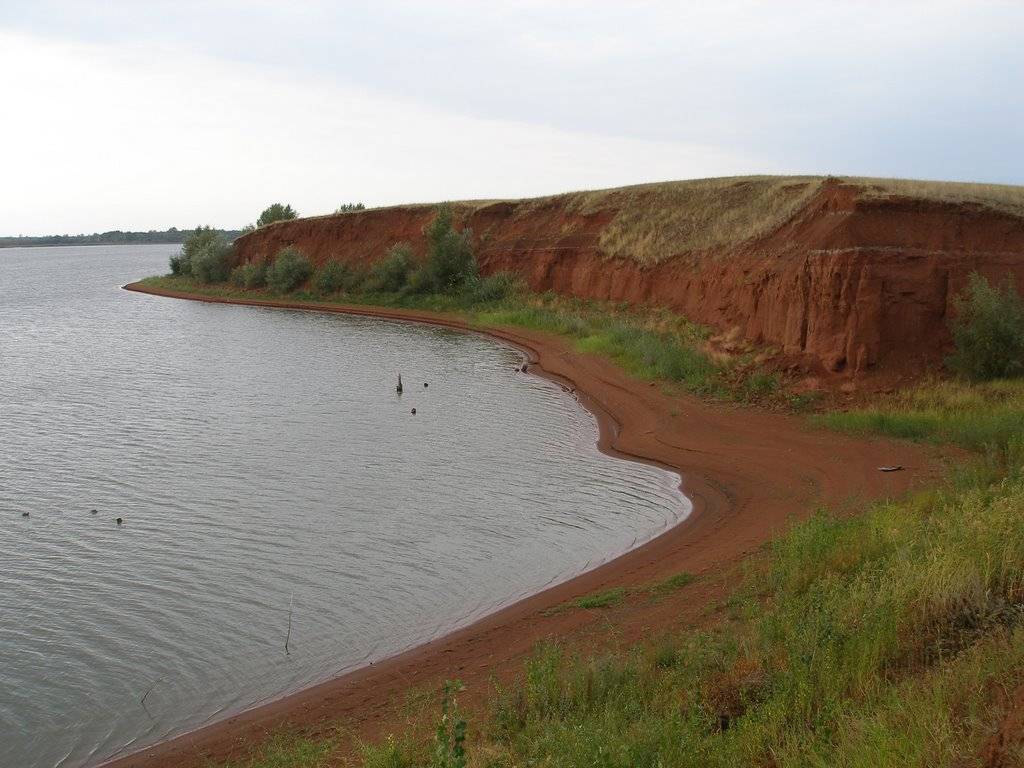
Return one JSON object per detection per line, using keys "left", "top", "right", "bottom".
{"left": 1, "top": 1, "right": 1022, "bottom": 235}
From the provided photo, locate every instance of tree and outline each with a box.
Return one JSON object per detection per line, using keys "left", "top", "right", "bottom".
{"left": 419, "top": 204, "right": 476, "bottom": 293}
{"left": 256, "top": 203, "right": 298, "bottom": 228}
{"left": 335, "top": 202, "right": 366, "bottom": 213}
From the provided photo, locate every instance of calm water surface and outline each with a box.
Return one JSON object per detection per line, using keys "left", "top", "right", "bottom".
{"left": 0, "top": 245, "right": 688, "bottom": 767}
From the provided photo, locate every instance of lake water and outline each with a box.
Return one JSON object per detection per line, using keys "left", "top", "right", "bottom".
{"left": 0, "top": 245, "right": 688, "bottom": 767}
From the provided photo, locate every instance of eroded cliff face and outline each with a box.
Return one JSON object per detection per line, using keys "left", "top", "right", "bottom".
{"left": 233, "top": 184, "right": 1024, "bottom": 377}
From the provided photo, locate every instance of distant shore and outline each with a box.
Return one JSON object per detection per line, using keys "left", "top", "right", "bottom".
{"left": 104, "top": 281, "right": 939, "bottom": 768}
{"left": 0, "top": 229, "right": 242, "bottom": 249}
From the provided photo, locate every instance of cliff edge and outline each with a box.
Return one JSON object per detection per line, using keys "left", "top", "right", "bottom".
{"left": 233, "top": 176, "right": 1024, "bottom": 377}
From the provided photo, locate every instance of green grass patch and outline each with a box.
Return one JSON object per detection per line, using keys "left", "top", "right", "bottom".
{"left": 814, "top": 378, "right": 1024, "bottom": 452}
{"left": 573, "top": 587, "right": 627, "bottom": 610}
{"left": 647, "top": 571, "right": 696, "bottom": 596}
{"left": 213, "top": 732, "right": 335, "bottom": 768}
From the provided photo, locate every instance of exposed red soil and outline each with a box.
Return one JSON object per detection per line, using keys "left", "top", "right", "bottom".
{"left": 231, "top": 182, "right": 1024, "bottom": 381}
{"left": 103, "top": 283, "right": 951, "bottom": 767}
{"left": 982, "top": 681, "right": 1024, "bottom": 767}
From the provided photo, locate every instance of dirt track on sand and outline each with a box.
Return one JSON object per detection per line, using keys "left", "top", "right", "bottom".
{"left": 102, "top": 283, "right": 948, "bottom": 767}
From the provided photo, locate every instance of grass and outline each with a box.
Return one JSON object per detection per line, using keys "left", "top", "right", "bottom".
{"left": 573, "top": 587, "right": 627, "bottom": 610}
{"left": 213, "top": 732, "right": 335, "bottom": 767}
{"left": 648, "top": 571, "right": 696, "bottom": 596}
{"left": 814, "top": 378, "right": 1024, "bottom": 452}
{"left": 474, "top": 298, "right": 726, "bottom": 396}
{"left": 851, "top": 176, "right": 1024, "bottom": 218}
{"left": 546, "top": 572, "right": 699, "bottom": 617}
{"left": 563, "top": 175, "right": 826, "bottom": 264}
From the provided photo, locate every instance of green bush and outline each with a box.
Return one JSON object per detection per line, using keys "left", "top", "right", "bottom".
{"left": 947, "top": 272, "right": 1024, "bottom": 380}
{"left": 256, "top": 203, "right": 298, "bottom": 228}
{"left": 189, "top": 237, "right": 233, "bottom": 286}
{"left": 369, "top": 243, "right": 414, "bottom": 293}
{"left": 314, "top": 260, "right": 359, "bottom": 294}
{"left": 459, "top": 272, "right": 521, "bottom": 304}
{"left": 170, "top": 226, "right": 226, "bottom": 277}
{"left": 415, "top": 205, "right": 477, "bottom": 293}
{"left": 169, "top": 253, "right": 189, "bottom": 276}
{"left": 266, "top": 247, "right": 312, "bottom": 293}
{"left": 230, "top": 260, "right": 267, "bottom": 289}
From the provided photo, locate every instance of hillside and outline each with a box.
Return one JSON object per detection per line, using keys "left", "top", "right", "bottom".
{"left": 233, "top": 176, "right": 1024, "bottom": 377}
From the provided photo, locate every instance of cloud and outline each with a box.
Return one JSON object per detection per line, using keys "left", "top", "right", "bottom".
{"left": 0, "top": 1, "right": 1021, "bottom": 233}
{"left": 0, "top": 30, "right": 767, "bottom": 234}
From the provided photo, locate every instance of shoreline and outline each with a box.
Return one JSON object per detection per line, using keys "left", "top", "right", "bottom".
{"left": 103, "top": 282, "right": 943, "bottom": 768}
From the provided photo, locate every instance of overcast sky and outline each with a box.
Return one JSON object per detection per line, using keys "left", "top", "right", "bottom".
{"left": 2, "top": 1, "right": 1022, "bottom": 235}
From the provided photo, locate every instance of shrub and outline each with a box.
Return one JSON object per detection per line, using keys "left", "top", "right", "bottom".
{"left": 336, "top": 202, "right": 366, "bottom": 213}
{"left": 170, "top": 226, "right": 225, "bottom": 277}
{"left": 947, "top": 272, "right": 1024, "bottom": 380}
{"left": 459, "top": 272, "right": 521, "bottom": 304}
{"left": 369, "top": 243, "right": 414, "bottom": 293}
{"left": 168, "top": 253, "right": 189, "bottom": 276}
{"left": 416, "top": 205, "right": 477, "bottom": 293}
{"left": 188, "top": 236, "right": 234, "bottom": 284}
{"left": 266, "top": 247, "right": 312, "bottom": 293}
{"left": 230, "top": 259, "right": 267, "bottom": 289}
{"left": 314, "top": 260, "right": 358, "bottom": 294}
{"left": 256, "top": 203, "right": 298, "bottom": 228}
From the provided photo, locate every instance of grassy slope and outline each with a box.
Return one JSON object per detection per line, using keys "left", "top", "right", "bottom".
{"left": 137, "top": 276, "right": 1024, "bottom": 767}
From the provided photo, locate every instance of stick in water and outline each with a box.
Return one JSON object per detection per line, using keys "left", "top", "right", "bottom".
{"left": 140, "top": 680, "right": 159, "bottom": 721}
{"left": 285, "top": 592, "right": 294, "bottom": 655}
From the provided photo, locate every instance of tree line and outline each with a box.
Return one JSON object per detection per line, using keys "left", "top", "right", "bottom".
{"left": 0, "top": 227, "right": 246, "bottom": 249}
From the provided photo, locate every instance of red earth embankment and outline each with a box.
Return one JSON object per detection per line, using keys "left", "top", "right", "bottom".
{"left": 233, "top": 178, "right": 1024, "bottom": 378}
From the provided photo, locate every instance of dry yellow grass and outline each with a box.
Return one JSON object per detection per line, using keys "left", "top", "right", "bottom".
{"left": 847, "top": 176, "right": 1024, "bottom": 217}
{"left": 562, "top": 175, "right": 824, "bottom": 264}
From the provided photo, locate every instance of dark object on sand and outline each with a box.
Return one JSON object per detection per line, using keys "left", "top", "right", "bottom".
{"left": 878, "top": 465, "right": 904, "bottom": 472}
{"left": 396, "top": 373, "right": 403, "bottom": 394}
{"left": 411, "top": 408, "right": 417, "bottom": 415}
{"left": 116, "top": 517, "right": 123, "bottom": 525}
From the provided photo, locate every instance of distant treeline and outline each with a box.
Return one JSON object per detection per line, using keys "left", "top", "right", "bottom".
{"left": 0, "top": 227, "right": 245, "bottom": 249}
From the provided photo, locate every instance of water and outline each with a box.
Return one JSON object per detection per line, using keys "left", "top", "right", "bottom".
{"left": 0, "top": 245, "right": 689, "bottom": 767}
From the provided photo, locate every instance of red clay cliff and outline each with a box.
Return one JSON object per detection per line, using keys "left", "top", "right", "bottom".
{"left": 232, "top": 180, "right": 1024, "bottom": 377}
